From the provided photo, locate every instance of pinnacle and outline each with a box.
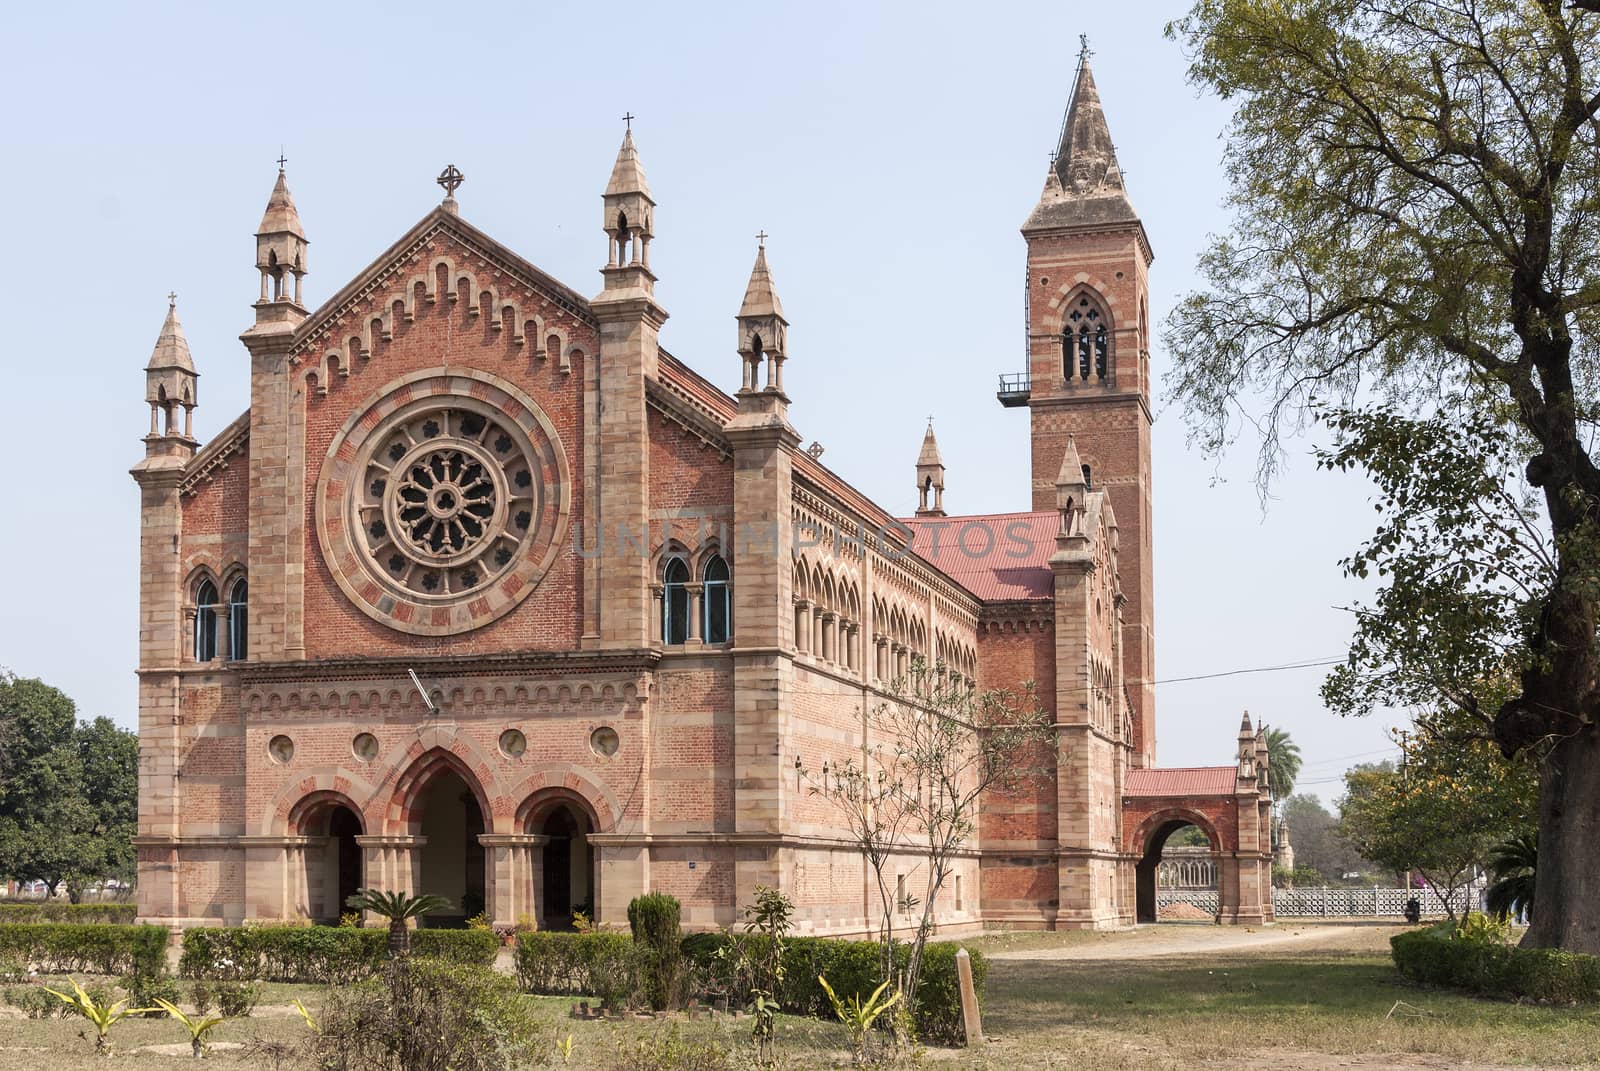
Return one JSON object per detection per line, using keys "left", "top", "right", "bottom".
{"left": 258, "top": 168, "right": 306, "bottom": 238}
{"left": 738, "top": 243, "right": 785, "bottom": 322}
{"left": 147, "top": 298, "right": 194, "bottom": 373}
{"left": 1239, "top": 710, "right": 1255, "bottom": 735}
{"left": 1056, "top": 435, "right": 1085, "bottom": 488}
{"left": 605, "top": 128, "right": 653, "bottom": 200}
{"left": 917, "top": 422, "right": 943, "bottom": 468}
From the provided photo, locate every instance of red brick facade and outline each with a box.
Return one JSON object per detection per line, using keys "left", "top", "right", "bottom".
{"left": 131, "top": 67, "right": 1272, "bottom": 935}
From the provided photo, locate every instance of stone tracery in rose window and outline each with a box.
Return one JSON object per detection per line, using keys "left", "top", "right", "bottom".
{"left": 317, "top": 368, "right": 571, "bottom": 637}
{"left": 356, "top": 403, "right": 541, "bottom": 600}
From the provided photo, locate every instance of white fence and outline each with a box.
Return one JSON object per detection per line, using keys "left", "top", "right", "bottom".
{"left": 1156, "top": 886, "right": 1478, "bottom": 918}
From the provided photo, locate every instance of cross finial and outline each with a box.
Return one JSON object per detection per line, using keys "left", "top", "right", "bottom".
{"left": 1078, "top": 34, "right": 1093, "bottom": 64}
{"left": 437, "top": 164, "right": 465, "bottom": 199}
{"left": 927, "top": 414, "right": 934, "bottom": 426}
{"left": 622, "top": 112, "right": 635, "bottom": 131}
{"left": 277, "top": 149, "right": 287, "bottom": 171}
{"left": 167, "top": 290, "right": 177, "bottom": 307}
{"left": 756, "top": 229, "right": 768, "bottom": 248}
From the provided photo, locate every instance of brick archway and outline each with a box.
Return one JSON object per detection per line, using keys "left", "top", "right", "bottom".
{"left": 1122, "top": 766, "right": 1273, "bottom": 925}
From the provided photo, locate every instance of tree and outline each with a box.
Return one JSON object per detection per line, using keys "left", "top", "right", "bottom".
{"left": 1165, "top": 0, "right": 1600, "bottom": 951}
{"left": 0, "top": 674, "right": 137, "bottom": 898}
{"left": 1485, "top": 831, "right": 1538, "bottom": 921}
{"left": 801, "top": 658, "right": 1052, "bottom": 1031}
{"left": 345, "top": 889, "right": 451, "bottom": 958}
{"left": 1263, "top": 728, "right": 1302, "bottom": 802}
{"left": 1338, "top": 708, "right": 1536, "bottom": 916}
{"left": 1283, "top": 792, "right": 1375, "bottom": 882}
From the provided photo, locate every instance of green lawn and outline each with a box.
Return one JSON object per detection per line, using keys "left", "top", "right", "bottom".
{"left": 2, "top": 927, "right": 1597, "bottom": 1069}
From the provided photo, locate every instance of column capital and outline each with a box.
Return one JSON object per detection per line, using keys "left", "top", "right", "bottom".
{"left": 354, "top": 835, "right": 428, "bottom": 849}
{"left": 478, "top": 834, "right": 551, "bottom": 848}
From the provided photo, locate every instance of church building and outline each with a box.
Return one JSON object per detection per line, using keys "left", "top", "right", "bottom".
{"left": 130, "top": 60, "right": 1276, "bottom": 934}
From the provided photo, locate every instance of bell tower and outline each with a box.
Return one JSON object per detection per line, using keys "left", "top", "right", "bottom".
{"left": 1002, "top": 48, "right": 1157, "bottom": 764}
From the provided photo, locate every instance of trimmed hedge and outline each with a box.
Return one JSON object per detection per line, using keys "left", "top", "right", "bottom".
{"left": 0, "top": 923, "right": 168, "bottom": 976}
{"left": 1391, "top": 926, "right": 1600, "bottom": 1004}
{"left": 519, "top": 930, "right": 986, "bottom": 1042}
{"left": 180, "top": 925, "right": 498, "bottom": 983}
{"left": 513, "top": 932, "right": 637, "bottom": 1006}
{"left": 0, "top": 903, "right": 138, "bottom": 925}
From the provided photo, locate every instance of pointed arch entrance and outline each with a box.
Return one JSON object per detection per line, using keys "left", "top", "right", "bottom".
{"left": 518, "top": 790, "right": 599, "bottom": 930}
{"left": 1132, "top": 811, "right": 1220, "bottom": 924}
{"left": 395, "top": 751, "right": 494, "bottom": 926}
{"left": 289, "top": 793, "right": 365, "bottom": 924}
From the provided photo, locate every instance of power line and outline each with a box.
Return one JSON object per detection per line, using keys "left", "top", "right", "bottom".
{"left": 1151, "top": 657, "right": 1345, "bottom": 687}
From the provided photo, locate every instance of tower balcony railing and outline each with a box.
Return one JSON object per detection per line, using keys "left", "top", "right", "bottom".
{"left": 996, "top": 371, "right": 1031, "bottom": 407}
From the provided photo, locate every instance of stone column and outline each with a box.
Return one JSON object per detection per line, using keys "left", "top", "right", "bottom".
{"left": 649, "top": 584, "right": 664, "bottom": 644}
{"left": 354, "top": 835, "right": 428, "bottom": 919}
{"left": 479, "top": 834, "right": 549, "bottom": 930}
{"left": 820, "top": 611, "right": 836, "bottom": 662}
{"left": 793, "top": 601, "right": 811, "bottom": 654}
{"left": 686, "top": 582, "right": 704, "bottom": 645}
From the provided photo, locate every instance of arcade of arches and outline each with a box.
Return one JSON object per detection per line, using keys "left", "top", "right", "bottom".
{"left": 287, "top": 758, "right": 598, "bottom": 930}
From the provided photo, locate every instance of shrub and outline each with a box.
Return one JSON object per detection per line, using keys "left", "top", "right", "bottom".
{"left": 1391, "top": 925, "right": 1600, "bottom": 1003}
{"left": 7, "top": 984, "right": 69, "bottom": 1019}
{"left": 310, "top": 958, "right": 548, "bottom": 1071}
{"left": 678, "top": 932, "right": 985, "bottom": 1041}
{"left": 0, "top": 923, "right": 167, "bottom": 976}
{"left": 119, "top": 971, "right": 182, "bottom": 1017}
{"left": 181, "top": 924, "right": 498, "bottom": 984}
{"left": 412, "top": 926, "right": 499, "bottom": 966}
{"left": 0, "top": 903, "right": 138, "bottom": 925}
{"left": 629, "top": 893, "right": 683, "bottom": 1010}
{"left": 191, "top": 978, "right": 261, "bottom": 1017}
{"left": 514, "top": 931, "right": 638, "bottom": 1006}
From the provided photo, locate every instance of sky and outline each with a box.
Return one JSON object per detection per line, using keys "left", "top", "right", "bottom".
{"left": 0, "top": 1, "right": 1405, "bottom": 805}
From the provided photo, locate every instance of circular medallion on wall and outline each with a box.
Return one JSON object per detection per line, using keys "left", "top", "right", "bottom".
{"left": 268, "top": 734, "right": 295, "bottom": 764}
{"left": 315, "top": 368, "right": 572, "bottom": 636}
{"left": 590, "top": 726, "right": 620, "bottom": 758}
{"left": 351, "top": 732, "right": 380, "bottom": 762}
{"left": 499, "top": 729, "right": 528, "bottom": 759}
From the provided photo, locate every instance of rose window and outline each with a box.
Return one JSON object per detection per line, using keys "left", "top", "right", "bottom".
{"left": 316, "top": 369, "right": 572, "bottom": 636}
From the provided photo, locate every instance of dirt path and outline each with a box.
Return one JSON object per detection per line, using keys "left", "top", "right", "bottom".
{"left": 986, "top": 922, "right": 1395, "bottom": 961}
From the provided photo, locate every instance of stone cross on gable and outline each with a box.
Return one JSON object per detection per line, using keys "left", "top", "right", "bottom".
{"left": 437, "top": 164, "right": 465, "bottom": 198}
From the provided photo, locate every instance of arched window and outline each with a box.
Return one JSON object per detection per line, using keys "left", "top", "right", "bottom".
{"left": 194, "top": 579, "right": 219, "bottom": 662}
{"left": 702, "top": 555, "right": 730, "bottom": 644}
{"left": 1064, "top": 294, "right": 1109, "bottom": 381}
{"left": 228, "top": 579, "right": 248, "bottom": 661}
{"left": 663, "top": 558, "right": 690, "bottom": 645}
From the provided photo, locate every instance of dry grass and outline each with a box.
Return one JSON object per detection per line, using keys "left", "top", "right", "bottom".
{"left": 2, "top": 925, "right": 1596, "bottom": 1070}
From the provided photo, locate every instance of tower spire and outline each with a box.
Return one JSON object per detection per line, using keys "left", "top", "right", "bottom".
{"left": 1025, "top": 56, "right": 1138, "bottom": 231}
{"left": 736, "top": 238, "right": 789, "bottom": 403}
{"left": 915, "top": 421, "right": 946, "bottom": 517}
{"left": 598, "top": 125, "right": 658, "bottom": 299}
{"left": 144, "top": 295, "right": 198, "bottom": 446}
{"left": 255, "top": 164, "right": 309, "bottom": 314}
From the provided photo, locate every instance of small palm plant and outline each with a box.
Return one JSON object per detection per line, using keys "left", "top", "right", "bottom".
{"left": 152, "top": 998, "right": 225, "bottom": 1059}
{"left": 1486, "top": 831, "right": 1537, "bottom": 922}
{"left": 819, "top": 975, "right": 901, "bottom": 1067}
{"left": 41, "top": 979, "right": 156, "bottom": 1056}
{"left": 344, "top": 889, "right": 452, "bottom": 957}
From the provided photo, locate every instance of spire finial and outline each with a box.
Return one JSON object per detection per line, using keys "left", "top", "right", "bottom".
{"left": 1078, "top": 34, "right": 1092, "bottom": 66}
{"left": 622, "top": 111, "right": 635, "bottom": 131}
{"left": 756, "top": 229, "right": 768, "bottom": 249}
{"left": 437, "top": 164, "right": 465, "bottom": 200}
{"left": 276, "top": 149, "right": 287, "bottom": 171}
{"left": 167, "top": 290, "right": 177, "bottom": 308}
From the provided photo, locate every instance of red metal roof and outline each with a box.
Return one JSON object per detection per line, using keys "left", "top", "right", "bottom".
{"left": 901, "top": 511, "right": 1058, "bottom": 602}
{"left": 1124, "top": 766, "right": 1238, "bottom": 798}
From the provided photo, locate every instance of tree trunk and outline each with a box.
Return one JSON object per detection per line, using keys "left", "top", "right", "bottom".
{"left": 388, "top": 917, "right": 409, "bottom": 958}
{"left": 1523, "top": 722, "right": 1600, "bottom": 953}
